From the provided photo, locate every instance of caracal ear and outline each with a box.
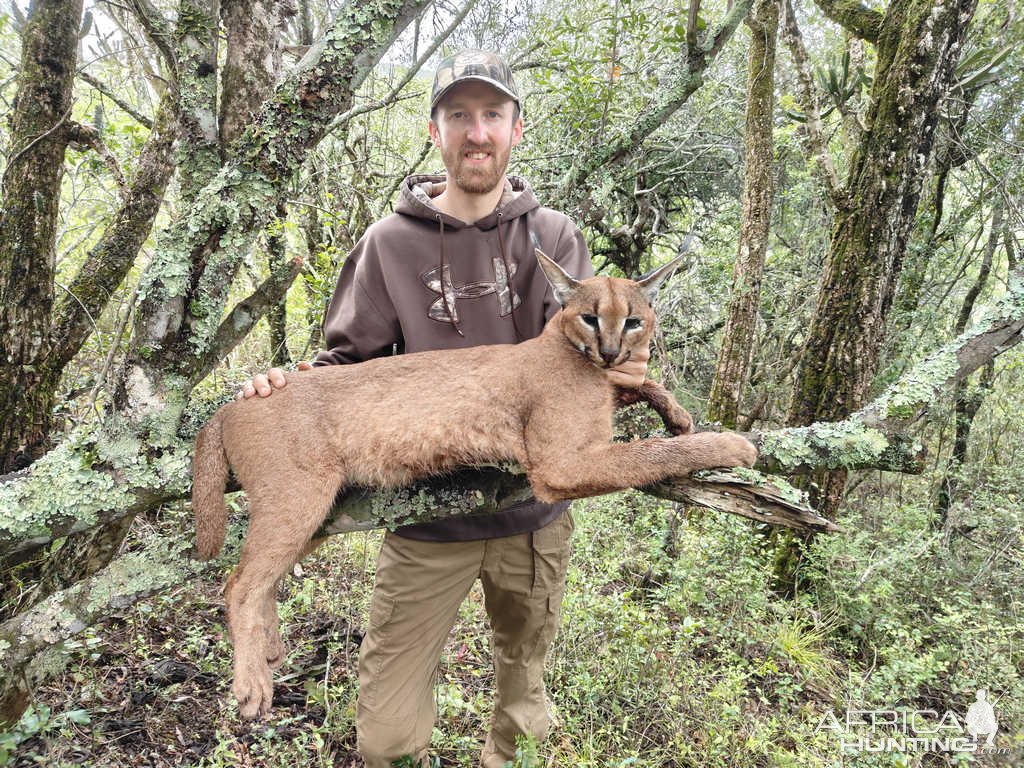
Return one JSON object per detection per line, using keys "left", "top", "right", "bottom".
{"left": 636, "top": 254, "right": 687, "bottom": 304}
{"left": 535, "top": 248, "right": 582, "bottom": 307}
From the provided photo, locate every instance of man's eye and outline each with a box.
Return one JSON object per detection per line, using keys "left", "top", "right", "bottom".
{"left": 624, "top": 318, "right": 643, "bottom": 331}
{"left": 580, "top": 314, "right": 599, "bottom": 328}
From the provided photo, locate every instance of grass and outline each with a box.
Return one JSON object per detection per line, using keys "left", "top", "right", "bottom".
{"left": 6, "top": 479, "right": 1023, "bottom": 767}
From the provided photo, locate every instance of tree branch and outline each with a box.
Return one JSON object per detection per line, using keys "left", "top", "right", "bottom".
{"left": 65, "top": 120, "right": 128, "bottom": 192}
{"left": 780, "top": 0, "right": 847, "bottom": 207}
{"left": 811, "top": 0, "right": 882, "bottom": 43}
{"left": 47, "top": 86, "right": 181, "bottom": 380}
{"left": 77, "top": 70, "right": 154, "bottom": 129}
{"left": 8, "top": 261, "right": 1022, "bottom": 563}
{"left": 553, "top": 0, "right": 754, "bottom": 214}
{"left": 192, "top": 253, "right": 307, "bottom": 384}
{"left": 325, "top": 0, "right": 478, "bottom": 136}
{"left": 124, "top": 0, "right": 177, "bottom": 74}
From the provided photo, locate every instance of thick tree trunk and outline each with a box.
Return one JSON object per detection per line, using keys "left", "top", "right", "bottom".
{"left": 115, "top": 0, "right": 433, "bottom": 435}
{"left": 706, "top": 0, "right": 778, "bottom": 428}
{"left": 785, "top": 0, "right": 979, "bottom": 517}
{"left": 175, "top": 0, "right": 222, "bottom": 200}
{"left": 0, "top": 0, "right": 83, "bottom": 472}
{"left": 219, "top": 0, "right": 293, "bottom": 150}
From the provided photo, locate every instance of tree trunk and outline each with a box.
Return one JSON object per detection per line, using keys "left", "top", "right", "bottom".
{"left": 219, "top": 0, "right": 292, "bottom": 150}
{"left": 785, "top": 0, "right": 979, "bottom": 517}
{"left": 706, "top": 0, "right": 779, "bottom": 428}
{"left": 0, "top": 0, "right": 83, "bottom": 472}
{"left": 175, "top": 0, "right": 221, "bottom": 200}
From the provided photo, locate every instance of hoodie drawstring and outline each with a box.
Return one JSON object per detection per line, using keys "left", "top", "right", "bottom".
{"left": 436, "top": 214, "right": 465, "bottom": 337}
{"left": 496, "top": 211, "right": 523, "bottom": 342}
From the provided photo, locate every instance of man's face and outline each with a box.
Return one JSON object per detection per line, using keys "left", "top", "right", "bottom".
{"left": 429, "top": 80, "right": 523, "bottom": 195}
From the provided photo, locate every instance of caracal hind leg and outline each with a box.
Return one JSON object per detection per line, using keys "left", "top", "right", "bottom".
{"left": 226, "top": 481, "right": 338, "bottom": 719}
{"left": 526, "top": 430, "right": 757, "bottom": 503}
{"left": 260, "top": 536, "right": 325, "bottom": 670}
{"left": 615, "top": 380, "right": 694, "bottom": 435}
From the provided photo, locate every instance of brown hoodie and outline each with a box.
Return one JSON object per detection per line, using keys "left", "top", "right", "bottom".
{"left": 314, "top": 173, "right": 594, "bottom": 541}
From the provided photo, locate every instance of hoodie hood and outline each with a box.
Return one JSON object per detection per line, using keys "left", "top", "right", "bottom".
{"left": 396, "top": 173, "right": 541, "bottom": 230}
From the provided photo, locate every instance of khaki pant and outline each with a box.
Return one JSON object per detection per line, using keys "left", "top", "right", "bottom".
{"left": 356, "top": 509, "right": 574, "bottom": 768}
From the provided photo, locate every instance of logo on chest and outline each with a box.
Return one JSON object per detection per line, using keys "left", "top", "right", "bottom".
{"left": 421, "top": 258, "right": 522, "bottom": 324}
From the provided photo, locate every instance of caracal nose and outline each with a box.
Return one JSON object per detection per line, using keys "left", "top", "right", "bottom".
{"left": 600, "top": 349, "right": 619, "bottom": 365}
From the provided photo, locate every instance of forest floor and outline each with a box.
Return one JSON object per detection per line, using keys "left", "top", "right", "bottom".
{"left": 6, "top": 480, "right": 1023, "bottom": 767}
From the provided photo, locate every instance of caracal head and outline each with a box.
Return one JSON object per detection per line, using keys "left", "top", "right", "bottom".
{"left": 535, "top": 248, "right": 686, "bottom": 370}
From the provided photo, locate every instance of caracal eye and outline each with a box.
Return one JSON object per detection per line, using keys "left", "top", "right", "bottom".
{"left": 580, "top": 314, "right": 599, "bottom": 329}
{"left": 624, "top": 317, "right": 643, "bottom": 331}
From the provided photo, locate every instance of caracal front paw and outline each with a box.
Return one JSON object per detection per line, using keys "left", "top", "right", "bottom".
{"left": 662, "top": 402, "right": 694, "bottom": 436}
{"left": 714, "top": 432, "right": 758, "bottom": 468}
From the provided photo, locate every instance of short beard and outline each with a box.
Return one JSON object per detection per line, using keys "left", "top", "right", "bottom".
{"left": 442, "top": 139, "right": 512, "bottom": 195}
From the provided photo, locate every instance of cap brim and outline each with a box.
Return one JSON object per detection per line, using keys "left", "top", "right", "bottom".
{"left": 430, "top": 76, "right": 519, "bottom": 109}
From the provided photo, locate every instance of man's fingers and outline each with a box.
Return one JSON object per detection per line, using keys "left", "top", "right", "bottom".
{"left": 236, "top": 364, "right": 310, "bottom": 401}
{"left": 252, "top": 374, "right": 272, "bottom": 397}
{"left": 631, "top": 345, "right": 651, "bottom": 364}
{"left": 607, "top": 361, "right": 648, "bottom": 388}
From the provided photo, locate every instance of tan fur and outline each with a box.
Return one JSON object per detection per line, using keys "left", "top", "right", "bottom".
{"left": 192, "top": 250, "right": 756, "bottom": 719}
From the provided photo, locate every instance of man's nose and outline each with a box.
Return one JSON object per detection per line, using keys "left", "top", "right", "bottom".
{"left": 466, "top": 116, "right": 487, "bottom": 143}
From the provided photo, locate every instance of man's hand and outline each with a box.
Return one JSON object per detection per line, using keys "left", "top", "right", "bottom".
{"left": 606, "top": 345, "right": 650, "bottom": 389}
{"left": 237, "top": 361, "right": 314, "bottom": 399}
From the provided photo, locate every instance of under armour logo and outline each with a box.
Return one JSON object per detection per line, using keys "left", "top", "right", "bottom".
{"left": 421, "top": 258, "right": 521, "bottom": 324}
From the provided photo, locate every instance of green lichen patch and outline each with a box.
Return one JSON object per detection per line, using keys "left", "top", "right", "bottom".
{"left": 762, "top": 417, "right": 891, "bottom": 471}
{"left": 0, "top": 422, "right": 194, "bottom": 549}
{"left": 0, "top": 441, "right": 126, "bottom": 540}
{"left": 875, "top": 347, "right": 959, "bottom": 421}
{"left": 729, "top": 467, "right": 809, "bottom": 506}
{"left": 83, "top": 534, "right": 197, "bottom": 615}
{"left": 760, "top": 428, "right": 818, "bottom": 470}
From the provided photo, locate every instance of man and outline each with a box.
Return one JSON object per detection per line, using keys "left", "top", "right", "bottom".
{"left": 241, "top": 49, "right": 648, "bottom": 767}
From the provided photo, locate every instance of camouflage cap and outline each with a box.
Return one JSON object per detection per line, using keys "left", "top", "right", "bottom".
{"left": 430, "top": 49, "right": 520, "bottom": 111}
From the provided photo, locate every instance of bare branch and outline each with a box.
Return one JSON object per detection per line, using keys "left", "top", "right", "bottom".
{"left": 780, "top": 0, "right": 847, "bottom": 206}
{"left": 77, "top": 70, "right": 154, "bottom": 128}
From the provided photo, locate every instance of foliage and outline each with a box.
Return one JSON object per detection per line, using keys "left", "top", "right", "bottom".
{"left": 2, "top": 0, "right": 1024, "bottom": 762}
